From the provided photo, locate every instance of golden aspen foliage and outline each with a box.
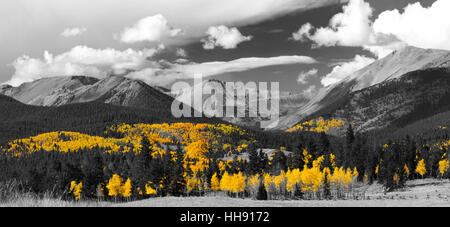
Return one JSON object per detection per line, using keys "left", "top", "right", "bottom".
{"left": 247, "top": 174, "right": 261, "bottom": 193}
{"left": 106, "top": 174, "right": 124, "bottom": 197}
{"left": 286, "top": 169, "right": 301, "bottom": 192}
{"left": 286, "top": 117, "right": 345, "bottom": 133}
{"left": 210, "top": 173, "right": 220, "bottom": 192}
{"left": 393, "top": 173, "right": 399, "bottom": 185}
{"left": 70, "top": 181, "right": 83, "bottom": 201}
{"left": 302, "top": 149, "right": 312, "bottom": 166}
{"left": 330, "top": 153, "right": 336, "bottom": 167}
{"left": 122, "top": 178, "right": 132, "bottom": 198}
{"left": 273, "top": 171, "right": 286, "bottom": 191}
{"left": 353, "top": 167, "right": 359, "bottom": 178}
{"left": 186, "top": 177, "right": 202, "bottom": 193}
{"left": 220, "top": 172, "right": 232, "bottom": 192}
{"left": 230, "top": 172, "right": 246, "bottom": 193}
{"left": 439, "top": 159, "right": 449, "bottom": 175}
{"left": 404, "top": 164, "right": 410, "bottom": 176}
{"left": 263, "top": 173, "right": 274, "bottom": 193}
{"left": 145, "top": 183, "right": 157, "bottom": 195}
{"left": 415, "top": 159, "right": 427, "bottom": 177}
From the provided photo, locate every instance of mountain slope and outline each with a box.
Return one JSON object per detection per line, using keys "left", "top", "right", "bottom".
{"left": 0, "top": 76, "right": 174, "bottom": 109}
{"left": 0, "top": 94, "right": 223, "bottom": 144}
{"left": 172, "top": 79, "right": 311, "bottom": 128}
{"left": 311, "top": 68, "right": 450, "bottom": 132}
{"left": 0, "top": 76, "right": 99, "bottom": 106}
{"left": 277, "top": 46, "right": 450, "bottom": 131}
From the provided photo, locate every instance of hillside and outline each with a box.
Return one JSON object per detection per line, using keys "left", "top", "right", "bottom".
{"left": 0, "top": 94, "right": 222, "bottom": 144}
{"left": 306, "top": 68, "right": 450, "bottom": 133}
{"left": 277, "top": 46, "right": 450, "bottom": 131}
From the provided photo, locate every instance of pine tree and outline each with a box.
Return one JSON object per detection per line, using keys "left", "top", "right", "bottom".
{"left": 256, "top": 182, "right": 268, "bottom": 200}
{"left": 248, "top": 145, "right": 260, "bottom": 175}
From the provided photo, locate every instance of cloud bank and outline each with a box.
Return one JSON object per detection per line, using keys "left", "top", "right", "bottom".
{"left": 7, "top": 46, "right": 161, "bottom": 86}
{"left": 6, "top": 45, "right": 317, "bottom": 87}
{"left": 128, "top": 55, "right": 318, "bottom": 86}
{"left": 177, "top": 56, "right": 317, "bottom": 78}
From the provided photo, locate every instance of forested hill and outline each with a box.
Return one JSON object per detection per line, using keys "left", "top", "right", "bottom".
{"left": 0, "top": 94, "right": 224, "bottom": 144}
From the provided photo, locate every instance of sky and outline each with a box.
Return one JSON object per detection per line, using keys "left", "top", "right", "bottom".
{"left": 0, "top": 0, "right": 445, "bottom": 94}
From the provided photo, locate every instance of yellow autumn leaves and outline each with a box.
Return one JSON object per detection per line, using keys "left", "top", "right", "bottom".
{"left": 262, "top": 164, "right": 357, "bottom": 196}
{"left": 6, "top": 131, "right": 139, "bottom": 156}
{"left": 219, "top": 172, "right": 246, "bottom": 194}
{"left": 415, "top": 159, "right": 427, "bottom": 177}
{"left": 207, "top": 154, "right": 359, "bottom": 199}
{"left": 106, "top": 174, "right": 132, "bottom": 199}
{"left": 70, "top": 181, "right": 83, "bottom": 200}
{"left": 286, "top": 117, "right": 346, "bottom": 133}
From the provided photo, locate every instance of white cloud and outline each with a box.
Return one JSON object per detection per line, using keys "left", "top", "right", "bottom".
{"left": 177, "top": 56, "right": 317, "bottom": 77}
{"left": 372, "top": 0, "right": 450, "bottom": 51}
{"left": 293, "top": 0, "right": 374, "bottom": 47}
{"left": 293, "top": 0, "right": 450, "bottom": 59}
{"left": 363, "top": 40, "right": 407, "bottom": 59}
{"left": 175, "top": 48, "right": 187, "bottom": 58}
{"left": 292, "top": 23, "right": 313, "bottom": 42}
{"left": 202, "top": 26, "right": 252, "bottom": 49}
{"left": 7, "top": 46, "right": 161, "bottom": 86}
{"left": 321, "top": 55, "right": 375, "bottom": 87}
{"left": 297, "top": 68, "right": 318, "bottom": 84}
{"left": 126, "top": 55, "right": 318, "bottom": 86}
{"left": 118, "top": 14, "right": 183, "bottom": 43}
{"left": 61, "top": 27, "right": 87, "bottom": 37}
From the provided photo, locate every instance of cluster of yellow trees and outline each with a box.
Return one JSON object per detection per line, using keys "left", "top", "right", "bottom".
{"left": 106, "top": 174, "right": 132, "bottom": 199}
{"left": 69, "top": 174, "right": 159, "bottom": 201}
{"left": 286, "top": 118, "right": 346, "bottom": 133}
{"left": 66, "top": 152, "right": 360, "bottom": 201}
{"left": 262, "top": 154, "right": 358, "bottom": 199}
{"left": 5, "top": 131, "right": 140, "bottom": 156}
{"left": 105, "top": 123, "right": 251, "bottom": 183}
{"left": 5, "top": 123, "right": 248, "bottom": 156}
{"left": 193, "top": 153, "right": 360, "bottom": 200}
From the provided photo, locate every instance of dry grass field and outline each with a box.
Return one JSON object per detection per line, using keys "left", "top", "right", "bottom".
{"left": 2, "top": 179, "right": 450, "bottom": 207}
{"left": 118, "top": 179, "right": 450, "bottom": 207}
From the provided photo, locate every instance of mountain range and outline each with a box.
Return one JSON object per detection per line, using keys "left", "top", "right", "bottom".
{"left": 0, "top": 76, "right": 173, "bottom": 109}
{"left": 2, "top": 46, "right": 450, "bottom": 137}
